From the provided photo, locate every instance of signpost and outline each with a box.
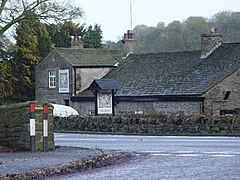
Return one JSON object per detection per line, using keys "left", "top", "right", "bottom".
{"left": 29, "top": 102, "right": 36, "bottom": 152}
{"left": 43, "top": 103, "right": 48, "bottom": 152}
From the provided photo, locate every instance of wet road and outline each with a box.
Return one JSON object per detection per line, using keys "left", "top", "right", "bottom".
{"left": 53, "top": 133, "right": 240, "bottom": 180}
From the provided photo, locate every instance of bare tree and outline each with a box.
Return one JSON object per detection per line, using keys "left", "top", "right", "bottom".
{"left": 0, "top": 0, "right": 84, "bottom": 36}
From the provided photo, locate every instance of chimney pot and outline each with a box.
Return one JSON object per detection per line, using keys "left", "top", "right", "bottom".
{"left": 211, "top": 27, "right": 219, "bottom": 33}
{"left": 122, "top": 30, "right": 136, "bottom": 57}
{"left": 70, "top": 35, "right": 84, "bottom": 49}
{"left": 201, "top": 28, "right": 222, "bottom": 58}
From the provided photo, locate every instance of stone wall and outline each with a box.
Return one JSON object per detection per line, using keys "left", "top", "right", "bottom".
{"left": 72, "top": 101, "right": 95, "bottom": 115}
{"left": 54, "top": 115, "right": 240, "bottom": 136}
{"left": 35, "top": 50, "right": 73, "bottom": 105}
{"left": 0, "top": 103, "right": 55, "bottom": 151}
{"left": 204, "top": 68, "right": 240, "bottom": 114}
{"left": 71, "top": 100, "right": 202, "bottom": 116}
{"left": 116, "top": 101, "right": 202, "bottom": 115}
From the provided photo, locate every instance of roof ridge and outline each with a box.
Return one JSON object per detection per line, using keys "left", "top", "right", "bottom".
{"left": 129, "top": 50, "right": 200, "bottom": 57}
{"left": 222, "top": 41, "right": 240, "bottom": 45}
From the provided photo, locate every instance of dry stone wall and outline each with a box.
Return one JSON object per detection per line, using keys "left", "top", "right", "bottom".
{"left": 54, "top": 115, "right": 240, "bottom": 136}
{"left": 0, "top": 103, "right": 55, "bottom": 151}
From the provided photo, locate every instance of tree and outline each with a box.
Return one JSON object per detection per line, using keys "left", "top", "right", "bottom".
{"left": 82, "top": 24, "right": 103, "bottom": 48}
{"left": 47, "top": 22, "right": 103, "bottom": 48}
{"left": 0, "top": 34, "right": 12, "bottom": 61}
{"left": 47, "top": 21, "right": 85, "bottom": 48}
{"left": 210, "top": 11, "right": 240, "bottom": 42}
{"left": 0, "top": 0, "right": 84, "bottom": 36}
{"left": 133, "top": 24, "right": 167, "bottom": 53}
{"left": 36, "top": 22, "right": 54, "bottom": 58}
{"left": 0, "top": 61, "right": 15, "bottom": 104}
{"left": 182, "top": 16, "right": 209, "bottom": 50}
{"left": 10, "top": 14, "right": 53, "bottom": 102}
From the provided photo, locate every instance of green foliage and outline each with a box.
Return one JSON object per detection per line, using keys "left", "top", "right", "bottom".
{"left": 82, "top": 24, "right": 103, "bottom": 48}
{"left": 36, "top": 23, "right": 54, "bottom": 58}
{"left": 46, "top": 21, "right": 79, "bottom": 47}
{"left": 210, "top": 11, "right": 240, "bottom": 42}
{"left": 0, "top": 0, "right": 83, "bottom": 37}
{"left": 47, "top": 21, "right": 103, "bottom": 48}
{"left": 8, "top": 14, "right": 53, "bottom": 102}
{"left": 128, "top": 11, "right": 240, "bottom": 53}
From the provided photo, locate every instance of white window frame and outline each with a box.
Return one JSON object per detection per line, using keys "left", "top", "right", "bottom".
{"left": 48, "top": 70, "right": 56, "bottom": 88}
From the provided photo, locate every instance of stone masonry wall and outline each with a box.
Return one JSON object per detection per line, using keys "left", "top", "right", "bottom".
{"left": 71, "top": 100, "right": 202, "bottom": 116}
{"left": 54, "top": 115, "right": 240, "bottom": 136}
{"left": 116, "top": 101, "right": 202, "bottom": 115}
{"left": 35, "top": 50, "right": 73, "bottom": 105}
{"left": 0, "top": 103, "right": 55, "bottom": 151}
{"left": 204, "top": 68, "right": 240, "bottom": 114}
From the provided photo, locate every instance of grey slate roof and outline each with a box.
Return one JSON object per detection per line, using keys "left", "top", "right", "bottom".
{"left": 103, "top": 42, "right": 240, "bottom": 96}
{"left": 55, "top": 48, "right": 122, "bottom": 67}
{"left": 89, "top": 79, "right": 119, "bottom": 90}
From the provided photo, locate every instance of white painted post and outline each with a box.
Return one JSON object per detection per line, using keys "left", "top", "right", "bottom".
{"left": 43, "top": 103, "right": 48, "bottom": 152}
{"left": 29, "top": 102, "right": 36, "bottom": 152}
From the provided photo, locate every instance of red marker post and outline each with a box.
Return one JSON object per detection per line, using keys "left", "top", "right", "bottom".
{"left": 43, "top": 103, "right": 48, "bottom": 152}
{"left": 29, "top": 102, "right": 36, "bottom": 152}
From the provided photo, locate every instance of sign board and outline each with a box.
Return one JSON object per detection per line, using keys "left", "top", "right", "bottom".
{"left": 59, "top": 69, "right": 69, "bottom": 93}
{"left": 97, "top": 91, "right": 112, "bottom": 114}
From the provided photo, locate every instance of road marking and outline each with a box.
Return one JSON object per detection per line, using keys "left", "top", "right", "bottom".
{"left": 148, "top": 151, "right": 239, "bottom": 158}
{"left": 176, "top": 154, "right": 201, "bottom": 157}
{"left": 174, "top": 151, "right": 194, "bottom": 153}
{"left": 151, "top": 154, "right": 172, "bottom": 156}
{"left": 203, "top": 151, "right": 240, "bottom": 155}
{"left": 163, "top": 139, "right": 240, "bottom": 142}
{"left": 209, "top": 154, "right": 235, "bottom": 157}
{"left": 56, "top": 138, "right": 119, "bottom": 141}
{"left": 142, "top": 151, "right": 165, "bottom": 153}
{"left": 204, "top": 151, "right": 230, "bottom": 154}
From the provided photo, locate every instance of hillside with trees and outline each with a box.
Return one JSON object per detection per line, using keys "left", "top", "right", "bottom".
{"left": 131, "top": 11, "right": 240, "bottom": 53}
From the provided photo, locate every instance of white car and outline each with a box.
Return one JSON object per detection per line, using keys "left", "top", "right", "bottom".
{"left": 51, "top": 104, "right": 79, "bottom": 117}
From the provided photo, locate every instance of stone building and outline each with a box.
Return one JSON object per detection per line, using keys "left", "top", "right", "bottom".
{"left": 35, "top": 29, "right": 240, "bottom": 115}
{"left": 35, "top": 36, "right": 122, "bottom": 105}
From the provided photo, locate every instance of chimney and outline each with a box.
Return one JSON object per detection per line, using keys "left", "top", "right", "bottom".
{"left": 201, "top": 27, "right": 222, "bottom": 58}
{"left": 122, "top": 30, "right": 137, "bottom": 57}
{"left": 70, "top": 36, "right": 84, "bottom": 49}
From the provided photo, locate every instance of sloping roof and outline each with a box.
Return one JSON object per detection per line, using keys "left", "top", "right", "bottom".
{"left": 55, "top": 48, "right": 122, "bottom": 67}
{"left": 89, "top": 79, "right": 119, "bottom": 90}
{"left": 103, "top": 42, "right": 240, "bottom": 96}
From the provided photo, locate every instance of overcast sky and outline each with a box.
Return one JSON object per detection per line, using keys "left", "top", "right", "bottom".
{"left": 73, "top": 0, "right": 240, "bottom": 42}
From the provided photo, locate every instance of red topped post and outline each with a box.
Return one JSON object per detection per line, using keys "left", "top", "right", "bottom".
{"left": 29, "top": 102, "right": 36, "bottom": 152}
{"left": 43, "top": 103, "right": 48, "bottom": 152}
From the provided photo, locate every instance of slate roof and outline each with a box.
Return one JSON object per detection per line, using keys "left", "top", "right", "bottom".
{"left": 102, "top": 42, "right": 240, "bottom": 96}
{"left": 89, "top": 79, "right": 119, "bottom": 90}
{"left": 55, "top": 48, "right": 122, "bottom": 67}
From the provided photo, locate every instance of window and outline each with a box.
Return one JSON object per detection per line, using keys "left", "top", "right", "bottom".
{"left": 49, "top": 70, "right": 56, "bottom": 88}
{"left": 223, "top": 91, "right": 231, "bottom": 100}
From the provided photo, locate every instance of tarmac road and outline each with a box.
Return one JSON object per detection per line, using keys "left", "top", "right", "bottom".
{"left": 53, "top": 133, "right": 240, "bottom": 180}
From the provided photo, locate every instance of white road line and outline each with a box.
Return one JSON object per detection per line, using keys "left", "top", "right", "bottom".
{"left": 174, "top": 151, "right": 194, "bottom": 153}
{"left": 176, "top": 154, "right": 201, "bottom": 157}
{"left": 56, "top": 138, "right": 119, "bottom": 141}
{"left": 203, "top": 151, "right": 240, "bottom": 154}
{"left": 163, "top": 139, "right": 240, "bottom": 142}
{"left": 149, "top": 151, "right": 239, "bottom": 157}
{"left": 209, "top": 154, "right": 235, "bottom": 157}
{"left": 142, "top": 151, "right": 165, "bottom": 153}
{"left": 151, "top": 154, "right": 172, "bottom": 156}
